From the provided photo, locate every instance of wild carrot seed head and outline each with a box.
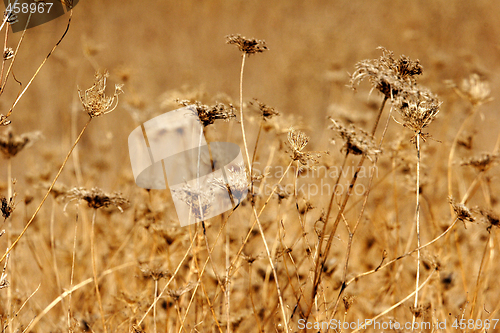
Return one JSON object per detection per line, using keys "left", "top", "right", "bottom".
{"left": 78, "top": 70, "right": 124, "bottom": 118}
{"left": 226, "top": 34, "right": 268, "bottom": 55}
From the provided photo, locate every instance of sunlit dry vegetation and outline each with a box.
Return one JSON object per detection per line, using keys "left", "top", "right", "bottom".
{"left": 0, "top": 1, "right": 499, "bottom": 332}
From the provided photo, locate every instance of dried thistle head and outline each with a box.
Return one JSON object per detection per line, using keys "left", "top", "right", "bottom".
{"left": 449, "top": 197, "right": 475, "bottom": 225}
{"left": 78, "top": 70, "right": 124, "bottom": 118}
{"left": 1, "top": 195, "right": 15, "bottom": 219}
{"left": 211, "top": 163, "right": 249, "bottom": 204}
{"left": 350, "top": 47, "right": 423, "bottom": 99}
{"left": 226, "top": 34, "right": 268, "bottom": 55}
{"left": 329, "top": 119, "right": 380, "bottom": 158}
{"left": 172, "top": 184, "right": 215, "bottom": 221}
{"left": 0, "top": 129, "right": 41, "bottom": 158}
{"left": 393, "top": 86, "right": 441, "bottom": 140}
{"left": 249, "top": 99, "right": 279, "bottom": 121}
{"left": 64, "top": 187, "right": 129, "bottom": 212}
{"left": 460, "top": 153, "right": 498, "bottom": 172}
{"left": 448, "top": 74, "right": 493, "bottom": 106}
{"left": 177, "top": 100, "right": 236, "bottom": 127}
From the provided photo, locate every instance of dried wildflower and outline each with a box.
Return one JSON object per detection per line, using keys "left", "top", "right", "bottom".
{"left": 448, "top": 74, "right": 493, "bottom": 106}
{"left": 475, "top": 207, "right": 500, "bottom": 230}
{"left": 393, "top": 86, "right": 441, "bottom": 140}
{"left": 286, "top": 127, "right": 323, "bottom": 165}
{"left": 172, "top": 184, "right": 215, "bottom": 220}
{"left": 226, "top": 34, "right": 268, "bottom": 55}
{"left": 211, "top": 163, "right": 249, "bottom": 204}
{"left": 249, "top": 99, "right": 279, "bottom": 120}
{"left": 167, "top": 282, "right": 195, "bottom": 301}
{"left": 449, "top": 197, "right": 475, "bottom": 225}
{"left": 64, "top": 187, "right": 129, "bottom": 212}
{"left": 0, "top": 114, "right": 10, "bottom": 126}
{"left": 78, "top": 70, "right": 124, "bottom": 118}
{"left": 350, "top": 47, "right": 423, "bottom": 99}
{"left": 3, "top": 48, "right": 13, "bottom": 60}
{"left": 139, "top": 262, "right": 170, "bottom": 281}
{"left": 0, "top": 129, "right": 41, "bottom": 158}
{"left": 329, "top": 119, "right": 380, "bottom": 158}
{"left": 460, "top": 153, "right": 498, "bottom": 172}
{"left": 343, "top": 295, "right": 355, "bottom": 311}
{"left": 177, "top": 99, "right": 236, "bottom": 127}
{"left": 3, "top": 9, "right": 17, "bottom": 24}
{"left": 1, "top": 195, "right": 15, "bottom": 219}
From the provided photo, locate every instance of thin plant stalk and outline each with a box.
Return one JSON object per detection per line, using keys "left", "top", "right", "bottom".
{"left": 307, "top": 96, "right": 388, "bottom": 320}
{"left": 238, "top": 53, "right": 252, "bottom": 174}
{"left": 412, "top": 134, "right": 421, "bottom": 328}
{"left": 91, "top": 209, "right": 107, "bottom": 333}
{"left": 0, "top": 118, "right": 92, "bottom": 264}
{"left": 67, "top": 202, "right": 79, "bottom": 330}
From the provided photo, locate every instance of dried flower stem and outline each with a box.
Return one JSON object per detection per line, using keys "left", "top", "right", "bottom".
{"left": 239, "top": 53, "right": 252, "bottom": 174}
{"left": 91, "top": 209, "right": 107, "bottom": 333}
{"left": 4, "top": 11, "right": 72, "bottom": 118}
{"left": 412, "top": 134, "right": 421, "bottom": 328}
{"left": 0, "top": 118, "right": 92, "bottom": 264}
{"left": 307, "top": 96, "right": 388, "bottom": 319}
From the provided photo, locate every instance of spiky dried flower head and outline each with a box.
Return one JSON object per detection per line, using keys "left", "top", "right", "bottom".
{"left": 177, "top": 99, "right": 236, "bottom": 127}
{"left": 448, "top": 74, "right": 493, "bottom": 106}
{"left": 350, "top": 47, "right": 423, "bottom": 99}
{"left": 211, "top": 162, "right": 249, "bottom": 204}
{"left": 460, "top": 153, "right": 498, "bottom": 172}
{"left": 287, "top": 127, "right": 323, "bottom": 165}
{"left": 393, "top": 86, "right": 441, "bottom": 140}
{"left": 78, "top": 70, "right": 124, "bottom": 118}
{"left": 448, "top": 197, "right": 475, "bottom": 226}
{"left": 226, "top": 34, "right": 268, "bottom": 55}
{"left": 329, "top": 119, "right": 381, "bottom": 158}
{"left": 64, "top": 187, "right": 129, "bottom": 212}
{"left": 0, "top": 129, "right": 41, "bottom": 158}
{"left": 172, "top": 183, "right": 215, "bottom": 221}
{"left": 249, "top": 99, "right": 280, "bottom": 120}
{"left": 1, "top": 195, "right": 15, "bottom": 219}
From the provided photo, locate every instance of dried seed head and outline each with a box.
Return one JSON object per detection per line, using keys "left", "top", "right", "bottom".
{"left": 177, "top": 100, "right": 236, "bottom": 127}
{"left": 393, "top": 86, "right": 441, "bottom": 139}
{"left": 64, "top": 187, "right": 129, "bottom": 212}
{"left": 0, "top": 114, "right": 10, "bottom": 126}
{"left": 448, "top": 74, "right": 493, "bottom": 106}
{"left": 3, "top": 48, "right": 13, "bottom": 61}
{"left": 288, "top": 127, "right": 309, "bottom": 152}
{"left": 0, "top": 129, "right": 41, "bottom": 158}
{"left": 460, "top": 153, "right": 498, "bottom": 172}
{"left": 211, "top": 163, "right": 249, "bottom": 204}
{"left": 286, "top": 127, "right": 323, "bottom": 165}
{"left": 226, "top": 34, "right": 268, "bottom": 55}
{"left": 172, "top": 184, "right": 215, "bottom": 221}
{"left": 329, "top": 119, "right": 381, "bottom": 158}
{"left": 0, "top": 195, "right": 15, "bottom": 219}
{"left": 249, "top": 99, "right": 280, "bottom": 120}
{"left": 449, "top": 197, "right": 475, "bottom": 224}
{"left": 166, "top": 282, "right": 195, "bottom": 301}
{"left": 78, "top": 70, "right": 124, "bottom": 118}
{"left": 474, "top": 207, "right": 500, "bottom": 230}
{"left": 350, "top": 47, "right": 423, "bottom": 99}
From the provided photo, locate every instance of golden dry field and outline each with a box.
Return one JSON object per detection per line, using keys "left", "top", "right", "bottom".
{"left": 0, "top": 1, "right": 500, "bottom": 332}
